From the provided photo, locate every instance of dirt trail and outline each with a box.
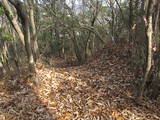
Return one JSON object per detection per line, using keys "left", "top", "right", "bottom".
{"left": 0, "top": 46, "right": 160, "bottom": 120}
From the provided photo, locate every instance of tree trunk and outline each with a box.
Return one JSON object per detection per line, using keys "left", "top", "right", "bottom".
{"left": 85, "top": 0, "right": 99, "bottom": 59}
{"left": 153, "top": 2, "right": 160, "bottom": 43}
{"left": 29, "top": 0, "right": 39, "bottom": 62}
{"left": 12, "top": 31, "right": 20, "bottom": 73}
{"left": 8, "top": 0, "right": 35, "bottom": 72}
{"left": 129, "top": 0, "right": 133, "bottom": 43}
{"left": 2, "top": 41, "right": 11, "bottom": 74}
{"left": 72, "top": 30, "right": 83, "bottom": 63}
{"left": 1, "top": 0, "right": 25, "bottom": 46}
{"left": 140, "top": 0, "right": 154, "bottom": 97}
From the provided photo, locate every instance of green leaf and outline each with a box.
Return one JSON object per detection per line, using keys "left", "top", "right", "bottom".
{"left": 0, "top": 27, "right": 3, "bottom": 33}
{"left": 0, "top": 7, "right": 4, "bottom": 15}
{"left": 3, "top": 34, "right": 14, "bottom": 41}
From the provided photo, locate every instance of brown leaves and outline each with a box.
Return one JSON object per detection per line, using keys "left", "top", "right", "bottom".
{"left": 0, "top": 115, "right": 5, "bottom": 120}
{"left": 0, "top": 45, "right": 160, "bottom": 120}
{"left": 48, "top": 101, "right": 59, "bottom": 108}
{"left": 90, "top": 108, "right": 102, "bottom": 116}
{"left": 112, "top": 110, "right": 125, "bottom": 120}
{"left": 58, "top": 113, "right": 73, "bottom": 120}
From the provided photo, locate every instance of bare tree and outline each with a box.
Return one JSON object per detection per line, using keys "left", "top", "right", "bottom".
{"left": 7, "top": 0, "right": 36, "bottom": 72}
{"left": 140, "top": 0, "right": 154, "bottom": 97}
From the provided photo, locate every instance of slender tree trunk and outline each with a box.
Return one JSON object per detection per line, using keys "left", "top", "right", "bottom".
{"left": 111, "top": 2, "right": 115, "bottom": 43}
{"left": 29, "top": 0, "right": 39, "bottom": 62}
{"left": 153, "top": 2, "right": 160, "bottom": 43}
{"left": 12, "top": 31, "right": 20, "bottom": 73}
{"left": 2, "top": 41, "right": 11, "bottom": 74}
{"left": 1, "top": 0, "right": 25, "bottom": 46}
{"left": 85, "top": 0, "right": 99, "bottom": 59}
{"left": 141, "top": 0, "right": 145, "bottom": 13}
{"left": 140, "top": 0, "right": 154, "bottom": 97}
{"left": 72, "top": 30, "right": 83, "bottom": 63}
{"left": 24, "top": 16, "right": 35, "bottom": 72}
{"left": 115, "top": 0, "right": 125, "bottom": 23}
{"left": 129, "top": 0, "right": 133, "bottom": 43}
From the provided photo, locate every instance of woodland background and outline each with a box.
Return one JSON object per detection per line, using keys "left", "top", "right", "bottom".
{"left": 0, "top": 0, "right": 160, "bottom": 120}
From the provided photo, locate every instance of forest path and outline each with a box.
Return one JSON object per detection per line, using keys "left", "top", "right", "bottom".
{"left": 0, "top": 45, "right": 160, "bottom": 120}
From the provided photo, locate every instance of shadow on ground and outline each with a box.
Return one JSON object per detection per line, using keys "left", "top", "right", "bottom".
{"left": 0, "top": 72, "right": 55, "bottom": 120}
{"left": 0, "top": 45, "right": 160, "bottom": 120}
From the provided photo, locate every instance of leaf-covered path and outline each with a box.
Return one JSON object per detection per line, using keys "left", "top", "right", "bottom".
{"left": 0, "top": 45, "right": 160, "bottom": 120}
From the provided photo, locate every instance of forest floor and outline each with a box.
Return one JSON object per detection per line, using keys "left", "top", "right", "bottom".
{"left": 0, "top": 44, "right": 160, "bottom": 120}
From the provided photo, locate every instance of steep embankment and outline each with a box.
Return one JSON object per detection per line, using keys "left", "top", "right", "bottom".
{"left": 0, "top": 44, "right": 160, "bottom": 120}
